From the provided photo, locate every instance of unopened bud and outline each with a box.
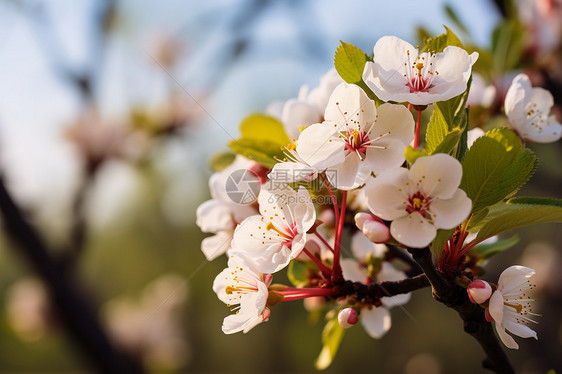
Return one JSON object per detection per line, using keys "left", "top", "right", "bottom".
{"left": 467, "top": 280, "right": 492, "bottom": 304}
{"left": 354, "top": 213, "right": 390, "bottom": 243}
{"left": 338, "top": 308, "right": 358, "bottom": 329}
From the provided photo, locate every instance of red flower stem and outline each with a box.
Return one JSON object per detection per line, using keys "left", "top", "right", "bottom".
{"left": 314, "top": 232, "right": 334, "bottom": 253}
{"left": 322, "top": 176, "right": 339, "bottom": 225}
{"left": 332, "top": 191, "right": 347, "bottom": 278}
{"left": 408, "top": 103, "right": 412, "bottom": 112}
{"left": 275, "top": 287, "right": 334, "bottom": 301}
{"left": 303, "top": 248, "right": 331, "bottom": 277}
{"left": 414, "top": 109, "right": 422, "bottom": 148}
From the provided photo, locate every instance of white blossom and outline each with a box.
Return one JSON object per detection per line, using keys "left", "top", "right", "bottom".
{"left": 231, "top": 185, "right": 316, "bottom": 273}
{"left": 366, "top": 154, "right": 472, "bottom": 248}
{"left": 213, "top": 252, "right": 272, "bottom": 334}
{"left": 504, "top": 73, "right": 562, "bottom": 143}
{"left": 487, "top": 266, "right": 539, "bottom": 349}
{"left": 297, "top": 83, "right": 414, "bottom": 190}
{"left": 467, "top": 73, "right": 496, "bottom": 108}
{"left": 196, "top": 156, "right": 259, "bottom": 260}
{"left": 363, "top": 36, "right": 478, "bottom": 105}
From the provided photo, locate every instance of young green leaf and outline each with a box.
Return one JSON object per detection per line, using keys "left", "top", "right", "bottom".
{"left": 404, "top": 145, "right": 428, "bottom": 165}
{"left": 228, "top": 114, "right": 290, "bottom": 168}
{"left": 473, "top": 203, "right": 562, "bottom": 243}
{"left": 430, "top": 228, "right": 455, "bottom": 257}
{"left": 334, "top": 41, "right": 367, "bottom": 84}
{"left": 315, "top": 316, "right": 346, "bottom": 370}
{"left": 421, "top": 25, "right": 464, "bottom": 53}
{"left": 474, "top": 236, "right": 519, "bottom": 261}
{"left": 287, "top": 260, "right": 316, "bottom": 287}
{"left": 209, "top": 150, "right": 236, "bottom": 172}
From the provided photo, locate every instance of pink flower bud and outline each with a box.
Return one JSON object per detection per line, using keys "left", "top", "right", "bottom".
{"left": 467, "top": 280, "right": 492, "bottom": 304}
{"left": 354, "top": 213, "right": 390, "bottom": 243}
{"left": 338, "top": 308, "right": 358, "bottom": 329}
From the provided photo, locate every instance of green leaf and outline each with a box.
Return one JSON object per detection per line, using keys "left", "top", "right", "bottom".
{"left": 209, "top": 150, "right": 236, "bottom": 172}
{"left": 430, "top": 228, "right": 455, "bottom": 257}
{"left": 315, "top": 316, "right": 346, "bottom": 370}
{"left": 228, "top": 114, "right": 290, "bottom": 168}
{"left": 473, "top": 236, "right": 519, "bottom": 260}
{"left": 239, "top": 114, "right": 290, "bottom": 144}
{"left": 473, "top": 203, "right": 562, "bottom": 243}
{"left": 334, "top": 41, "right": 367, "bottom": 84}
{"left": 422, "top": 25, "right": 464, "bottom": 53}
{"left": 287, "top": 260, "right": 311, "bottom": 287}
{"left": 229, "top": 138, "right": 284, "bottom": 169}
{"left": 460, "top": 128, "right": 537, "bottom": 214}
{"left": 424, "top": 77, "right": 470, "bottom": 156}
{"left": 405, "top": 145, "right": 427, "bottom": 165}
{"left": 507, "top": 197, "right": 562, "bottom": 207}
{"left": 454, "top": 117, "right": 469, "bottom": 162}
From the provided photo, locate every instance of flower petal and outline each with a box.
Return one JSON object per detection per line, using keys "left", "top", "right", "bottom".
{"left": 430, "top": 47, "right": 477, "bottom": 99}
{"left": 504, "top": 320, "right": 538, "bottom": 340}
{"left": 292, "top": 186, "right": 316, "bottom": 232}
{"left": 361, "top": 306, "right": 391, "bottom": 339}
{"left": 268, "top": 161, "right": 317, "bottom": 183}
{"left": 430, "top": 189, "right": 472, "bottom": 229}
{"left": 327, "top": 154, "right": 372, "bottom": 190}
{"left": 495, "top": 322, "right": 519, "bottom": 349}
{"left": 390, "top": 213, "right": 436, "bottom": 248}
{"left": 364, "top": 137, "right": 407, "bottom": 175}
{"left": 324, "top": 83, "right": 377, "bottom": 131}
{"left": 196, "top": 199, "right": 234, "bottom": 233}
{"left": 488, "top": 290, "right": 504, "bottom": 325}
{"left": 498, "top": 265, "right": 535, "bottom": 295}
{"left": 409, "top": 154, "right": 463, "bottom": 200}
{"left": 372, "top": 103, "right": 415, "bottom": 145}
{"left": 365, "top": 168, "right": 409, "bottom": 221}
{"left": 201, "top": 231, "right": 232, "bottom": 260}
{"left": 296, "top": 122, "right": 345, "bottom": 169}
{"left": 281, "top": 98, "right": 323, "bottom": 138}
{"left": 341, "top": 258, "right": 367, "bottom": 283}
{"left": 351, "top": 231, "right": 387, "bottom": 260}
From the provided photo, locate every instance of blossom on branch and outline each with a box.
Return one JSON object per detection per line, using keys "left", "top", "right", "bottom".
{"left": 213, "top": 252, "right": 273, "bottom": 334}
{"left": 365, "top": 154, "right": 472, "bottom": 248}
{"left": 196, "top": 156, "right": 259, "bottom": 260}
{"left": 297, "top": 83, "right": 414, "bottom": 190}
{"left": 504, "top": 73, "right": 562, "bottom": 143}
{"left": 486, "top": 266, "right": 539, "bottom": 349}
{"left": 362, "top": 36, "right": 478, "bottom": 105}
{"left": 231, "top": 185, "right": 316, "bottom": 274}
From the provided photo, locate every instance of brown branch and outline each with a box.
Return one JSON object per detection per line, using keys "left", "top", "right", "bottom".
{"left": 0, "top": 174, "right": 144, "bottom": 373}
{"left": 331, "top": 274, "right": 430, "bottom": 302}
{"left": 408, "top": 248, "right": 515, "bottom": 374}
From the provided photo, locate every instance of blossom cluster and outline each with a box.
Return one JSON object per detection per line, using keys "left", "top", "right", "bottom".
{"left": 197, "top": 29, "right": 560, "bottom": 368}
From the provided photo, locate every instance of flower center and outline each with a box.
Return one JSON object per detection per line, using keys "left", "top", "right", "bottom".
{"left": 342, "top": 130, "right": 370, "bottom": 160}
{"left": 404, "top": 50, "right": 438, "bottom": 93}
{"left": 406, "top": 191, "right": 431, "bottom": 216}
{"left": 266, "top": 221, "right": 296, "bottom": 243}
{"left": 525, "top": 103, "right": 548, "bottom": 133}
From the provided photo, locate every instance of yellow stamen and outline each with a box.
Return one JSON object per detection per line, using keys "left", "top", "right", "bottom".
{"left": 266, "top": 222, "right": 291, "bottom": 239}
{"left": 412, "top": 197, "right": 425, "bottom": 209}
{"left": 351, "top": 130, "right": 360, "bottom": 146}
{"left": 504, "top": 302, "right": 523, "bottom": 314}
